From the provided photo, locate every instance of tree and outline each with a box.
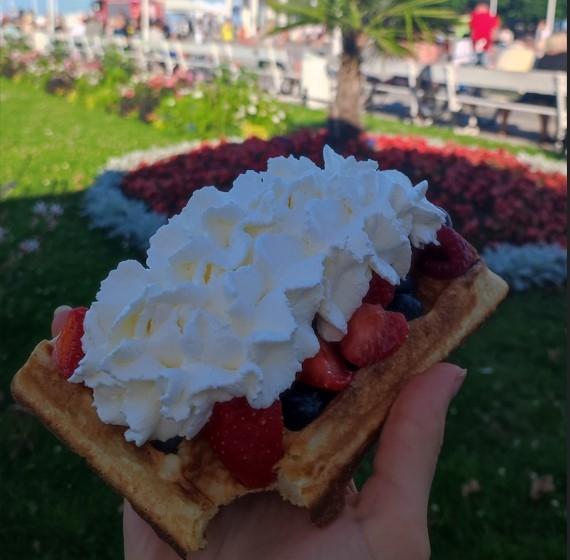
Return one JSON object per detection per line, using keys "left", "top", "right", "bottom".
{"left": 268, "top": 0, "right": 456, "bottom": 142}
{"left": 448, "top": 0, "right": 567, "bottom": 26}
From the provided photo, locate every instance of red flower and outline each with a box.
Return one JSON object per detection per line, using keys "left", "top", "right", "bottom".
{"left": 120, "top": 131, "right": 567, "bottom": 249}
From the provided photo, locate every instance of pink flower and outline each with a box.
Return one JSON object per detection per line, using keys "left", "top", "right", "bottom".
{"left": 461, "top": 479, "right": 481, "bottom": 497}
{"left": 530, "top": 474, "right": 555, "bottom": 500}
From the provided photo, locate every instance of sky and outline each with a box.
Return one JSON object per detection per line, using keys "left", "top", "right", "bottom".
{"left": 6, "top": 0, "right": 91, "bottom": 14}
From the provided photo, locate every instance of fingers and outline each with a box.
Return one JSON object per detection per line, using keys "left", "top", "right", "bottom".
{"left": 357, "top": 363, "right": 466, "bottom": 520}
{"left": 123, "top": 500, "right": 181, "bottom": 560}
{"left": 51, "top": 305, "right": 72, "bottom": 337}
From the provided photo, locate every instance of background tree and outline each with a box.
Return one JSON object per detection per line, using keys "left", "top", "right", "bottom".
{"left": 268, "top": 0, "right": 456, "bottom": 141}
{"left": 448, "top": 0, "right": 567, "bottom": 26}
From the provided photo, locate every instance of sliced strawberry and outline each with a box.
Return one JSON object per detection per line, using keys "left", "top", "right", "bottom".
{"left": 418, "top": 226, "right": 479, "bottom": 279}
{"left": 340, "top": 304, "right": 409, "bottom": 368}
{"left": 52, "top": 307, "right": 88, "bottom": 378}
{"left": 297, "top": 339, "right": 353, "bottom": 391}
{"left": 204, "top": 397, "right": 284, "bottom": 489}
{"left": 363, "top": 272, "right": 396, "bottom": 307}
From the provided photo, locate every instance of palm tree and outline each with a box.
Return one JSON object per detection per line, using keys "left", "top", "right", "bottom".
{"left": 268, "top": 0, "right": 455, "bottom": 140}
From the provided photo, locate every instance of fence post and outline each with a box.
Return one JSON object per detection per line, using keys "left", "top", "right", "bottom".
{"left": 555, "top": 72, "right": 567, "bottom": 146}
{"left": 408, "top": 60, "right": 419, "bottom": 120}
{"left": 445, "top": 64, "right": 460, "bottom": 113}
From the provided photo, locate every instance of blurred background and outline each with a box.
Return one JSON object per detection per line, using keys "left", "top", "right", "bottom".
{"left": 0, "top": 1, "right": 566, "bottom": 558}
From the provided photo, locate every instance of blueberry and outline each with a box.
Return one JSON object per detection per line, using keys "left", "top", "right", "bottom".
{"left": 396, "top": 275, "right": 416, "bottom": 295}
{"left": 280, "top": 382, "right": 335, "bottom": 431}
{"left": 388, "top": 293, "right": 424, "bottom": 321}
{"left": 150, "top": 436, "right": 183, "bottom": 454}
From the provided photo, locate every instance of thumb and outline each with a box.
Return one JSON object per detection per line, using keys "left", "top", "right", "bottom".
{"left": 51, "top": 305, "right": 72, "bottom": 337}
{"left": 357, "top": 363, "right": 466, "bottom": 521}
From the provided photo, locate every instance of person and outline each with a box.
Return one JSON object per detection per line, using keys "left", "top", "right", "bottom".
{"left": 221, "top": 19, "right": 233, "bottom": 42}
{"left": 469, "top": 2, "right": 500, "bottom": 65}
{"left": 47, "top": 305, "right": 467, "bottom": 559}
{"left": 493, "top": 33, "right": 536, "bottom": 135}
{"left": 522, "top": 33, "right": 568, "bottom": 142}
{"left": 494, "top": 32, "right": 536, "bottom": 72}
{"left": 452, "top": 33, "right": 476, "bottom": 65}
{"left": 535, "top": 19, "right": 552, "bottom": 57}
{"left": 148, "top": 20, "right": 165, "bottom": 42}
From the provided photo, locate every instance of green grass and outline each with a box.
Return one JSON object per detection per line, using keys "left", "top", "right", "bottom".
{"left": 0, "top": 79, "right": 566, "bottom": 559}
{"left": 285, "top": 104, "right": 562, "bottom": 158}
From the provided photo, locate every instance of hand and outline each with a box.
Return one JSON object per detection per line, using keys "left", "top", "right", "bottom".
{"left": 51, "top": 307, "right": 466, "bottom": 560}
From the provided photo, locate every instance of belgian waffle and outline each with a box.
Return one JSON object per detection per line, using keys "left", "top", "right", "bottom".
{"left": 11, "top": 260, "right": 508, "bottom": 556}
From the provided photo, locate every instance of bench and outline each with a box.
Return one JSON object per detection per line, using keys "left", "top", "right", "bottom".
{"left": 448, "top": 66, "right": 567, "bottom": 143}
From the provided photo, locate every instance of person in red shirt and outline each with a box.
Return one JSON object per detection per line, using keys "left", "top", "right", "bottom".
{"left": 470, "top": 2, "right": 500, "bottom": 63}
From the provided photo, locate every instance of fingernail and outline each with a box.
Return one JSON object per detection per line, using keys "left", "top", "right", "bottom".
{"left": 452, "top": 368, "right": 467, "bottom": 397}
{"left": 54, "top": 305, "right": 72, "bottom": 315}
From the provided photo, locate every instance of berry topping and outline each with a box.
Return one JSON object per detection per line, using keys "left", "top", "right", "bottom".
{"left": 150, "top": 436, "right": 183, "bottom": 454}
{"left": 340, "top": 304, "right": 409, "bottom": 368}
{"left": 298, "top": 339, "right": 353, "bottom": 391}
{"left": 418, "top": 226, "right": 479, "bottom": 279}
{"left": 52, "top": 307, "right": 88, "bottom": 378}
{"left": 388, "top": 293, "right": 424, "bottom": 321}
{"left": 363, "top": 272, "right": 396, "bottom": 307}
{"left": 280, "top": 382, "right": 336, "bottom": 431}
{"left": 396, "top": 274, "right": 416, "bottom": 295}
{"left": 204, "top": 397, "right": 284, "bottom": 489}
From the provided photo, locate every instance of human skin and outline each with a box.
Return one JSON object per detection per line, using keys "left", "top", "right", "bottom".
{"left": 52, "top": 306, "right": 466, "bottom": 560}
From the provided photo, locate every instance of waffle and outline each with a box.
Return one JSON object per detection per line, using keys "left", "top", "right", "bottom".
{"left": 11, "top": 260, "right": 508, "bottom": 556}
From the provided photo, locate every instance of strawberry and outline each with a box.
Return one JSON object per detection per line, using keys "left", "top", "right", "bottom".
{"left": 363, "top": 272, "right": 396, "bottom": 307}
{"left": 340, "top": 304, "right": 409, "bottom": 368}
{"left": 418, "top": 226, "right": 479, "bottom": 279}
{"left": 297, "top": 339, "right": 353, "bottom": 391}
{"left": 52, "top": 307, "right": 88, "bottom": 378}
{"left": 204, "top": 397, "right": 284, "bottom": 489}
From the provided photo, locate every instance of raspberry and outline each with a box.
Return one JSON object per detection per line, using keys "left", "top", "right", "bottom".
{"left": 418, "top": 227, "right": 479, "bottom": 279}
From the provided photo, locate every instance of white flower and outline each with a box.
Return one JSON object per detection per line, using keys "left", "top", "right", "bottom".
{"left": 247, "top": 105, "right": 257, "bottom": 115}
{"left": 33, "top": 202, "right": 49, "bottom": 216}
{"left": 271, "top": 115, "right": 281, "bottom": 124}
{"left": 192, "top": 90, "right": 204, "bottom": 99}
{"left": 278, "top": 111, "right": 286, "bottom": 120}
{"left": 19, "top": 239, "right": 40, "bottom": 254}
{"left": 48, "top": 203, "right": 64, "bottom": 217}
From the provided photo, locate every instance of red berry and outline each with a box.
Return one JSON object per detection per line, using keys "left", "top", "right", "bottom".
{"left": 297, "top": 339, "right": 353, "bottom": 391}
{"left": 418, "top": 226, "right": 479, "bottom": 279}
{"left": 340, "top": 304, "right": 409, "bottom": 368}
{"left": 363, "top": 272, "right": 396, "bottom": 307}
{"left": 52, "top": 307, "right": 88, "bottom": 378}
{"left": 204, "top": 398, "right": 284, "bottom": 489}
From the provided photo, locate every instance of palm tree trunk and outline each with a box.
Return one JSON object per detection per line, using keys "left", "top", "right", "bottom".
{"left": 328, "top": 31, "right": 362, "bottom": 147}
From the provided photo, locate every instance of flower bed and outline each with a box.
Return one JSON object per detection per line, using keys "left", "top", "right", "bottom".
{"left": 119, "top": 129, "right": 567, "bottom": 249}
{"left": 0, "top": 43, "right": 290, "bottom": 139}
{"left": 83, "top": 130, "right": 567, "bottom": 290}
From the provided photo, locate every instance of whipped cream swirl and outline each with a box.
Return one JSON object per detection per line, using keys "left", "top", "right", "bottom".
{"left": 71, "top": 146, "right": 445, "bottom": 445}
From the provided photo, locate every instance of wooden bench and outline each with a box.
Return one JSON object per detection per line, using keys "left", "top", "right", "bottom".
{"left": 448, "top": 66, "right": 567, "bottom": 143}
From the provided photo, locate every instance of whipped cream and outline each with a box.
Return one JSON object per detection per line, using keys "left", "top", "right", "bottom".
{"left": 71, "top": 146, "right": 445, "bottom": 445}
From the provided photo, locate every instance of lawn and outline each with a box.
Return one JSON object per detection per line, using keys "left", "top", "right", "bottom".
{"left": 0, "top": 79, "right": 566, "bottom": 559}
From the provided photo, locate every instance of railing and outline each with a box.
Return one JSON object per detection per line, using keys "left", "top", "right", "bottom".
{"left": 4, "top": 31, "right": 566, "bottom": 145}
